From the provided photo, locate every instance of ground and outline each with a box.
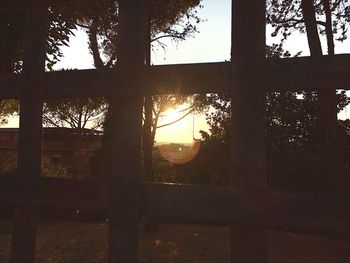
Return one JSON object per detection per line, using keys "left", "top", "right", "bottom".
{"left": 0, "top": 221, "right": 349, "bottom": 262}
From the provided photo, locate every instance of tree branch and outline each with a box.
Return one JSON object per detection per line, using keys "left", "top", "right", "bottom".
{"left": 151, "top": 34, "right": 185, "bottom": 42}
{"left": 157, "top": 108, "right": 194, "bottom": 129}
{"left": 88, "top": 19, "right": 105, "bottom": 69}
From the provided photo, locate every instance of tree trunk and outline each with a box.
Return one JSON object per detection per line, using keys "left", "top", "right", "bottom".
{"left": 301, "top": 0, "right": 322, "bottom": 57}
{"left": 143, "top": 96, "right": 155, "bottom": 182}
{"left": 88, "top": 20, "right": 105, "bottom": 69}
{"left": 320, "top": 0, "right": 344, "bottom": 190}
{"left": 301, "top": 0, "right": 337, "bottom": 190}
{"left": 322, "top": 0, "right": 335, "bottom": 55}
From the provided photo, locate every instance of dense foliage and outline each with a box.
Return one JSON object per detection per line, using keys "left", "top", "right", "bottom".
{"left": 267, "top": 0, "right": 350, "bottom": 47}
{"left": 174, "top": 42, "right": 350, "bottom": 191}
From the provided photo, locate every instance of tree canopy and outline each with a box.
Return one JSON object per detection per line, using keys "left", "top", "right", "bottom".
{"left": 45, "top": 0, "right": 203, "bottom": 130}
{"left": 1, "top": 0, "right": 203, "bottom": 129}
{"left": 0, "top": 0, "right": 79, "bottom": 126}
{"left": 177, "top": 40, "right": 350, "bottom": 190}
{"left": 0, "top": 0, "right": 78, "bottom": 73}
{"left": 267, "top": 0, "right": 350, "bottom": 49}
{"left": 43, "top": 98, "right": 107, "bottom": 132}
{"left": 72, "top": 0, "right": 202, "bottom": 68}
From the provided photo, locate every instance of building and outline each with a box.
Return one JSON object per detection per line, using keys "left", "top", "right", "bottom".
{"left": 0, "top": 127, "right": 102, "bottom": 176}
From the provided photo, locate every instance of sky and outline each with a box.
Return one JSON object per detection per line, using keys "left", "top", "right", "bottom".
{"left": 53, "top": 0, "right": 233, "bottom": 144}
{"left": 4, "top": 0, "right": 350, "bottom": 143}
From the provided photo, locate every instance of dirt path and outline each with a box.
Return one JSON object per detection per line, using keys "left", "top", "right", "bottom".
{"left": 0, "top": 221, "right": 349, "bottom": 262}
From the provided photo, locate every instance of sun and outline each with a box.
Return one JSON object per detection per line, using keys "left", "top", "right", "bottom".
{"left": 156, "top": 105, "right": 190, "bottom": 141}
{"left": 162, "top": 108, "right": 180, "bottom": 122}
{"left": 155, "top": 103, "right": 209, "bottom": 144}
{"left": 159, "top": 104, "right": 190, "bottom": 128}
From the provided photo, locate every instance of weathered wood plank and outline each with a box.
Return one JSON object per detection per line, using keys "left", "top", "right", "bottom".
{"left": 0, "top": 63, "right": 229, "bottom": 99}
{"left": 10, "top": 1, "right": 48, "bottom": 263}
{"left": 230, "top": 0, "right": 267, "bottom": 262}
{"left": 145, "top": 185, "right": 350, "bottom": 237}
{"left": 108, "top": 97, "right": 143, "bottom": 263}
{"left": 107, "top": 0, "right": 145, "bottom": 262}
{"left": 147, "top": 62, "right": 230, "bottom": 94}
{"left": 0, "top": 74, "right": 20, "bottom": 98}
{"left": 0, "top": 0, "right": 88, "bottom": 14}
{"left": 1, "top": 56, "right": 350, "bottom": 99}
{"left": 0, "top": 176, "right": 109, "bottom": 210}
{"left": 43, "top": 62, "right": 230, "bottom": 98}
{"left": 266, "top": 54, "right": 350, "bottom": 91}
{"left": 0, "top": 2, "right": 26, "bottom": 14}
{"left": 37, "top": 55, "right": 350, "bottom": 96}
{"left": 44, "top": 55, "right": 350, "bottom": 95}
{"left": 1, "top": 177, "right": 350, "bottom": 237}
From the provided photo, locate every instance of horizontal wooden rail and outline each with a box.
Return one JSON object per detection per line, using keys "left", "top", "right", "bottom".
{"left": 0, "top": 62, "right": 229, "bottom": 99}
{"left": 0, "top": 74, "right": 20, "bottom": 99}
{"left": 1, "top": 55, "right": 350, "bottom": 99}
{"left": 0, "top": 175, "right": 109, "bottom": 210}
{"left": 0, "top": 1, "right": 89, "bottom": 14}
{"left": 266, "top": 54, "right": 350, "bottom": 92}
{"left": 144, "top": 183, "right": 350, "bottom": 238}
{"left": 0, "top": 175, "right": 349, "bottom": 237}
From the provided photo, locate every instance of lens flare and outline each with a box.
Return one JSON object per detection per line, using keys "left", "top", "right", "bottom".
{"left": 158, "top": 140, "right": 201, "bottom": 164}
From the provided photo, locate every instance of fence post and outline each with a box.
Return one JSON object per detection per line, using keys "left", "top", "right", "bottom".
{"left": 10, "top": 1, "right": 47, "bottom": 263}
{"left": 230, "top": 0, "right": 268, "bottom": 262}
{"left": 108, "top": 0, "right": 146, "bottom": 262}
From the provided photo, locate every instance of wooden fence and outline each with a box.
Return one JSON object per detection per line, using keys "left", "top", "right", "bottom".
{"left": 0, "top": 0, "right": 349, "bottom": 262}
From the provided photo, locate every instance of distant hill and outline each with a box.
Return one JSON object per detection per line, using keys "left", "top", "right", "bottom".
{"left": 155, "top": 142, "right": 194, "bottom": 147}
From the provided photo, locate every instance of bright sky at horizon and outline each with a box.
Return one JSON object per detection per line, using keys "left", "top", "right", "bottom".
{"left": 3, "top": 0, "right": 350, "bottom": 143}
{"left": 49, "top": 0, "right": 232, "bottom": 143}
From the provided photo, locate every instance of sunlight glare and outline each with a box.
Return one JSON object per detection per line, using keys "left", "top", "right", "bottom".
{"left": 158, "top": 140, "right": 201, "bottom": 164}
{"left": 162, "top": 108, "right": 180, "bottom": 122}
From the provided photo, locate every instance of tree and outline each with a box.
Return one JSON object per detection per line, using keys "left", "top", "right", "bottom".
{"left": 174, "top": 132, "right": 230, "bottom": 185}
{"left": 267, "top": 0, "right": 350, "bottom": 190}
{"left": 267, "top": 0, "right": 350, "bottom": 48}
{"left": 182, "top": 43, "right": 350, "bottom": 190}
{"left": 0, "top": 1, "right": 79, "bottom": 123}
{"left": 142, "top": 95, "right": 189, "bottom": 187}
{"left": 75, "top": 0, "right": 204, "bottom": 184}
{"left": 184, "top": 91, "right": 349, "bottom": 189}
{"left": 144, "top": 95, "right": 206, "bottom": 146}
{"left": 72, "top": 0, "right": 204, "bottom": 151}
{"left": 1, "top": 1, "right": 78, "bottom": 73}
{"left": 266, "top": 0, "right": 349, "bottom": 149}
{"left": 0, "top": 100, "right": 19, "bottom": 126}
{"left": 70, "top": 0, "right": 202, "bottom": 69}
{"left": 43, "top": 98, "right": 107, "bottom": 135}
{"left": 0, "top": 2, "right": 112, "bottom": 181}
{"left": 85, "top": 0, "right": 204, "bottom": 182}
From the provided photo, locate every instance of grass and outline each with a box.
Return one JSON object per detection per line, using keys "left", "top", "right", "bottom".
{"left": 0, "top": 221, "right": 349, "bottom": 262}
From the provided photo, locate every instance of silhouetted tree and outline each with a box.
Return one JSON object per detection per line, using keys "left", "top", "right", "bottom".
{"left": 1, "top": 1, "right": 78, "bottom": 73}
{"left": 267, "top": 0, "right": 349, "bottom": 47}
{"left": 0, "top": 100, "right": 19, "bottom": 126}
{"left": 178, "top": 43, "right": 350, "bottom": 190}
{"left": 88, "top": 0, "right": 204, "bottom": 182}
{"left": 267, "top": 0, "right": 350, "bottom": 190}
{"left": 43, "top": 98, "right": 107, "bottom": 134}
{"left": 0, "top": 1, "right": 78, "bottom": 122}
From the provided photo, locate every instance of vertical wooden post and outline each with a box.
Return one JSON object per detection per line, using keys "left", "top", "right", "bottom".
{"left": 319, "top": 83, "right": 338, "bottom": 190}
{"left": 142, "top": 0, "right": 159, "bottom": 232}
{"left": 10, "top": 1, "right": 47, "bottom": 263}
{"left": 108, "top": 0, "right": 146, "bottom": 262}
{"left": 143, "top": 0, "right": 154, "bottom": 184}
{"left": 230, "top": 0, "right": 267, "bottom": 263}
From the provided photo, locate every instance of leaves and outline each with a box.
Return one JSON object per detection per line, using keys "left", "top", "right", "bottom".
{"left": 0, "top": 100, "right": 19, "bottom": 126}
{"left": 267, "top": 0, "right": 350, "bottom": 46}
{"left": 43, "top": 98, "right": 107, "bottom": 132}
